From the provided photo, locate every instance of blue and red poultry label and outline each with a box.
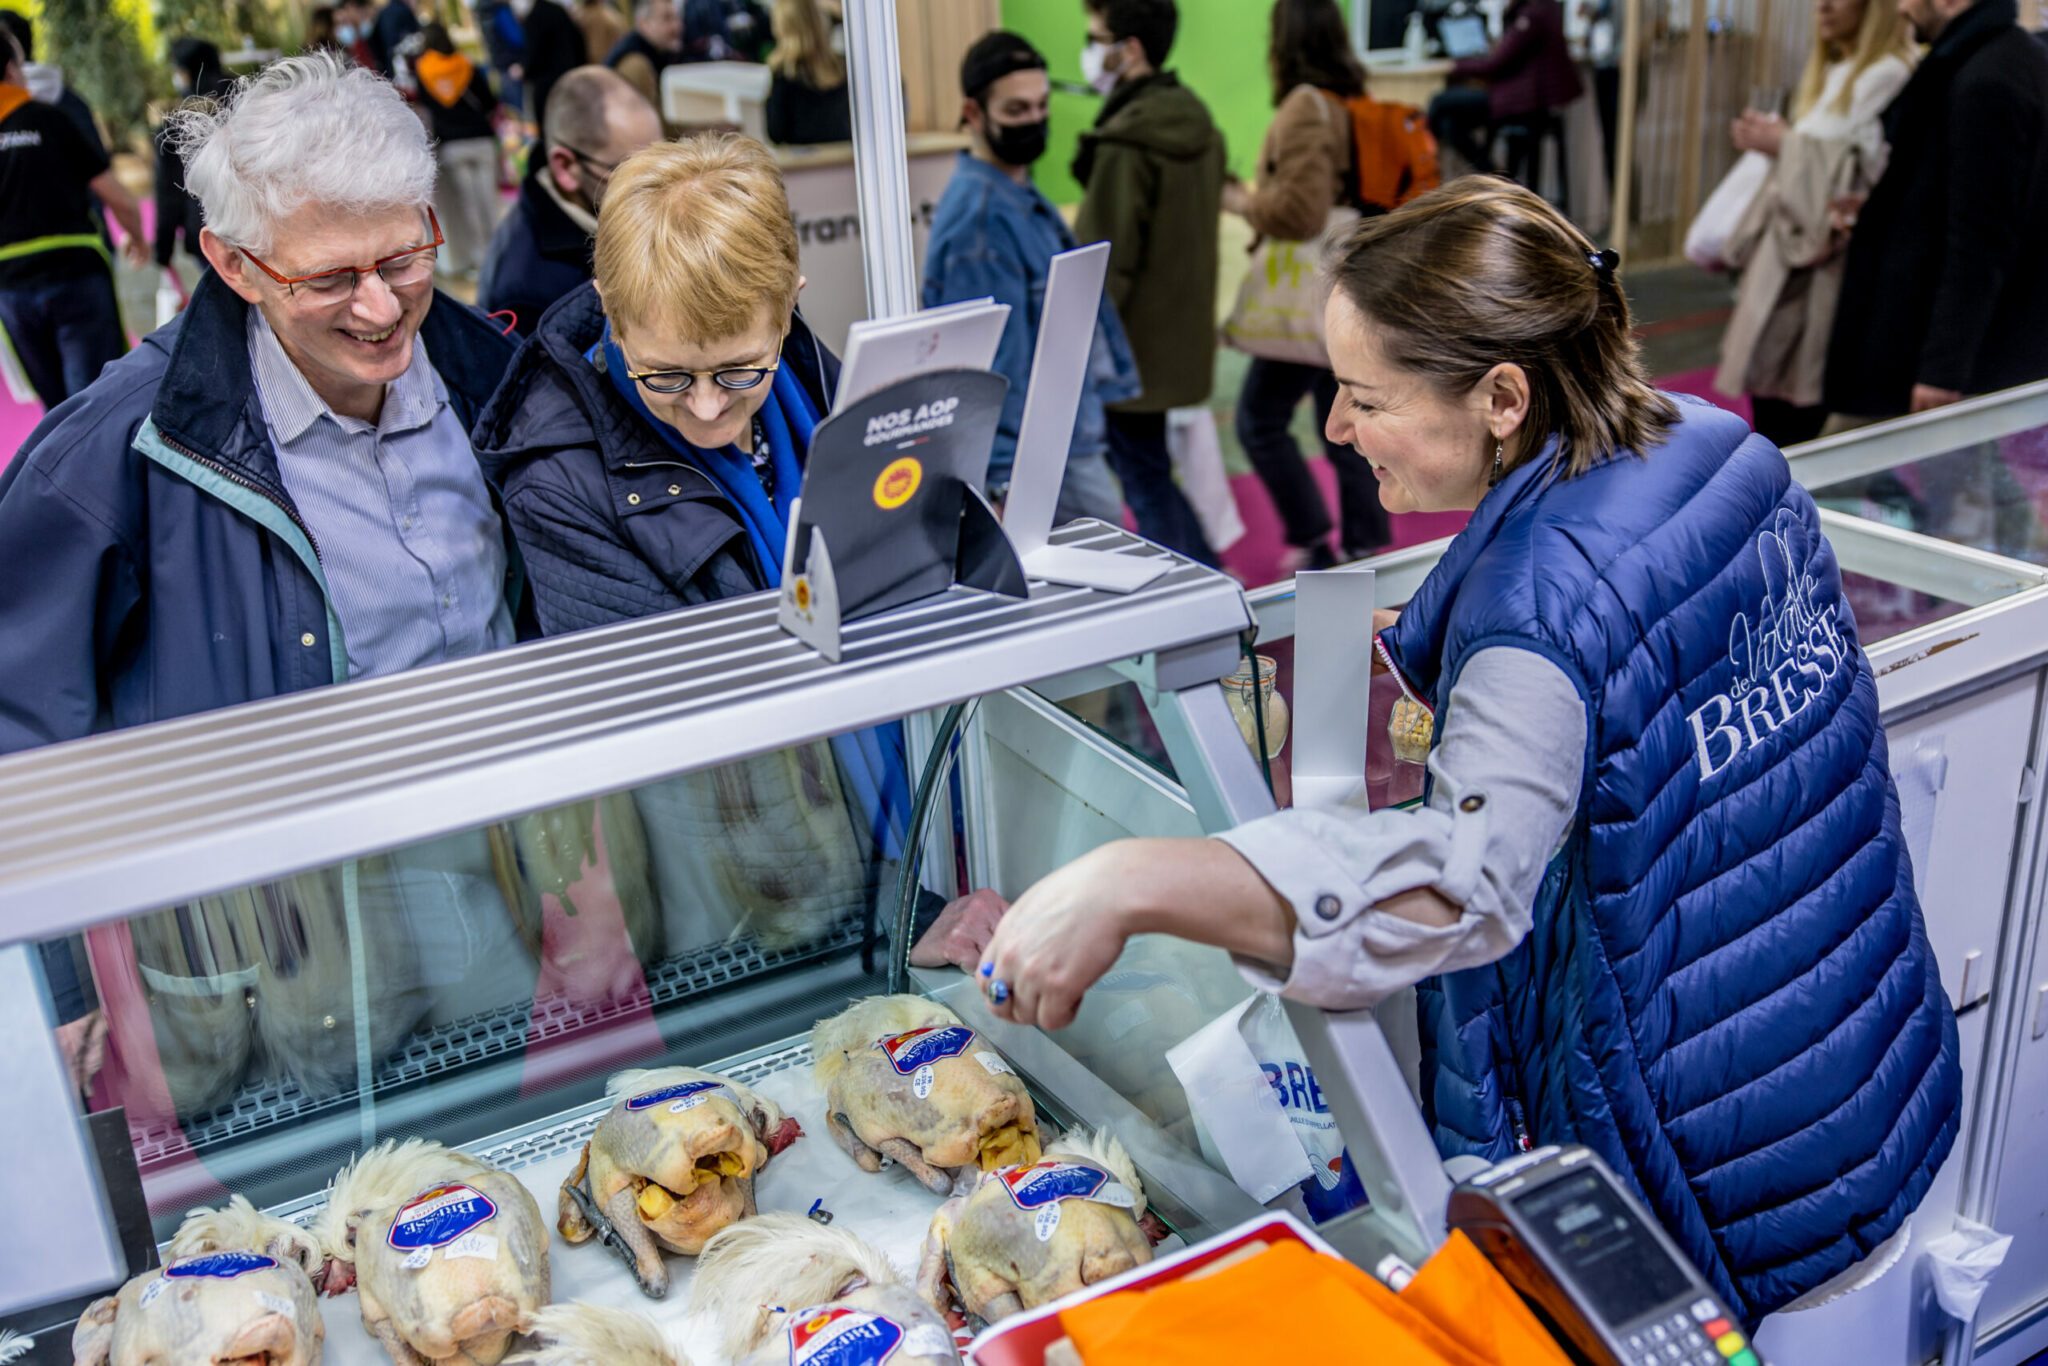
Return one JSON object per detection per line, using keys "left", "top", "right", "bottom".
{"left": 626, "top": 1078, "right": 731, "bottom": 1112}
{"left": 787, "top": 1306, "right": 905, "bottom": 1365}
{"left": 164, "top": 1251, "right": 278, "bottom": 1279}
{"left": 1000, "top": 1161, "right": 1118, "bottom": 1211}
{"left": 387, "top": 1183, "right": 498, "bottom": 1250}
{"left": 877, "top": 1026, "right": 975, "bottom": 1075}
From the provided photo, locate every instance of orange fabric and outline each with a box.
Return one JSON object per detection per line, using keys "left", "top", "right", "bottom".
{"left": 1401, "top": 1232, "right": 1577, "bottom": 1366}
{"left": 1057, "top": 1241, "right": 1494, "bottom": 1366}
{"left": 1341, "top": 92, "right": 1442, "bottom": 211}
{"left": 0, "top": 81, "right": 32, "bottom": 125}
{"left": 415, "top": 50, "right": 474, "bottom": 109}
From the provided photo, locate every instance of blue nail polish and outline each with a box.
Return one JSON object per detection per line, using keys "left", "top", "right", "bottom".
{"left": 978, "top": 962, "right": 993, "bottom": 977}
{"left": 989, "top": 980, "right": 1011, "bottom": 1004}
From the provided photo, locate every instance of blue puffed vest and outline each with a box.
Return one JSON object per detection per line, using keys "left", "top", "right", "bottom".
{"left": 1380, "top": 395, "right": 1961, "bottom": 1323}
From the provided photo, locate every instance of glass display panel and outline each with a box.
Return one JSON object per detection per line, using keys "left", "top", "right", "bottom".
{"left": 1515, "top": 1171, "right": 1695, "bottom": 1326}
{"left": 1811, "top": 423, "right": 2048, "bottom": 567}
{"left": 36, "top": 728, "right": 922, "bottom": 1235}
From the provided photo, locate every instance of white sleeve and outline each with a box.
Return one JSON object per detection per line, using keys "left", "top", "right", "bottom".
{"left": 1214, "top": 646, "right": 1587, "bottom": 1011}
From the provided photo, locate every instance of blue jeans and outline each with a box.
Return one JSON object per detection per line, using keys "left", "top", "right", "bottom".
{"left": 1104, "top": 409, "right": 1220, "bottom": 567}
{"left": 0, "top": 269, "right": 126, "bottom": 410}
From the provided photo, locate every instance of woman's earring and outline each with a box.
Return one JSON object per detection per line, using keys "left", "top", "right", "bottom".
{"left": 1491, "top": 440, "right": 1504, "bottom": 483}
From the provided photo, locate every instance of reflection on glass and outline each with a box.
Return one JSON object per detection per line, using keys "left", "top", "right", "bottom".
{"left": 52, "top": 734, "right": 916, "bottom": 1232}
{"left": 1813, "top": 428, "right": 2048, "bottom": 565}
{"left": 1046, "top": 682, "right": 1176, "bottom": 778}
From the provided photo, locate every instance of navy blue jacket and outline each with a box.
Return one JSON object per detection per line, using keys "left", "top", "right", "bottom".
{"left": 478, "top": 166, "right": 596, "bottom": 339}
{"left": 0, "top": 270, "right": 524, "bottom": 757}
{"left": 1383, "top": 396, "right": 1961, "bottom": 1323}
{"left": 471, "top": 281, "right": 838, "bottom": 634}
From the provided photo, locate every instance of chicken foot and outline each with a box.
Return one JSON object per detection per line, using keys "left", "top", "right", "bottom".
{"left": 602, "top": 1184, "right": 672, "bottom": 1300}
{"left": 557, "top": 1146, "right": 596, "bottom": 1244}
{"left": 366, "top": 1315, "right": 431, "bottom": 1366}
{"left": 876, "top": 1138, "right": 953, "bottom": 1196}
{"left": 825, "top": 1110, "right": 883, "bottom": 1174}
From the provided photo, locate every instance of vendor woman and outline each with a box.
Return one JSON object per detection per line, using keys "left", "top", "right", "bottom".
{"left": 978, "top": 178, "right": 1960, "bottom": 1324}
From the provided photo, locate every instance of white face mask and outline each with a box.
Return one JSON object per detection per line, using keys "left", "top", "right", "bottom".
{"left": 1079, "top": 39, "right": 1121, "bottom": 96}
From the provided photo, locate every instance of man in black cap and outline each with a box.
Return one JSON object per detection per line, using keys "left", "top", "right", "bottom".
{"left": 920, "top": 31, "right": 1138, "bottom": 526}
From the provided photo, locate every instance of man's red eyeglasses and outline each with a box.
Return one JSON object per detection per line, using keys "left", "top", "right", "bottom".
{"left": 239, "top": 209, "right": 444, "bottom": 300}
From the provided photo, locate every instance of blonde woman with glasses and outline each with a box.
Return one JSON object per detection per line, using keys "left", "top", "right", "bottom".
{"left": 1712, "top": 0, "right": 1916, "bottom": 447}
{"left": 472, "top": 132, "right": 1009, "bottom": 975}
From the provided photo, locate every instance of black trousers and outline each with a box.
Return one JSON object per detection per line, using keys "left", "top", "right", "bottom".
{"left": 1428, "top": 85, "right": 1495, "bottom": 174}
{"left": 1235, "top": 357, "right": 1390, "bottom": 555}
{"left": 1103, "top": 409, "right": 1220, "bottom": 568}
{"left": 1751, "top": 396, "right": 1828, "bottom": 450}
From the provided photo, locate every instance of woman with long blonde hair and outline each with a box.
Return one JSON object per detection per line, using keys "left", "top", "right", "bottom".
{"left": 1713, "top": 0, "right": 1917, "bottom": 445}
{"left": 764, "top": 0, "right": 850, "bottom": 144}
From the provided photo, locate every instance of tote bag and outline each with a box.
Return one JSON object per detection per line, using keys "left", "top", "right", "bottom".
{"left": 1684, "top": 150, "right": 1772, "bottom": 270}
{"left": 1222, "top": 90, "right": 1359, "bottom": 367}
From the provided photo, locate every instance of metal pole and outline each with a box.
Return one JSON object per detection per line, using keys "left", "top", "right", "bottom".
{"left": 1612, "top": 0, "right": 1642, "bottom": 253}
{"left": 841, "top": 0, "right": 919, "bottom": 320}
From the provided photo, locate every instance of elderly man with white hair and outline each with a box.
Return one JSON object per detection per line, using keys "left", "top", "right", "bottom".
{"left": 0, "top": 51, "right": 526, "bottom": 759}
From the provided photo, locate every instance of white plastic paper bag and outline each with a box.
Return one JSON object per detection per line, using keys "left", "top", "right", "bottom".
{"left": 1165, "top": 993, "right": 1372, "bottom": 1223}
{"left": 1926, "top": 1217, "right": 2012, "bottom": 1322}
{"left": 1684, "top": 151, "right": 1772, "bottom": 271}
{"left": 1167, "top": 406, "right": 1247, "bottom": 553}
{"left": 1165, "top": 997, "right": 1311, "bottom": 1203}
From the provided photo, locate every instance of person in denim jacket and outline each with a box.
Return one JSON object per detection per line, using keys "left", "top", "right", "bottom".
{"left": 920, "top": 30, "right": 1134, "bottom": 525}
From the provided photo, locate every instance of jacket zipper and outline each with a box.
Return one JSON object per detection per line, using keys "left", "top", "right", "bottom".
{"left": 156, "top": 430, "right": 323, "bottom": 562}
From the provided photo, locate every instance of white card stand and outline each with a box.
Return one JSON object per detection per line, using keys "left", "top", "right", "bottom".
{"left": 1004, "top": 242, "right": 1169, "bottom": 593}
{"left": 775, "top": 496, "right": 845, "bottom": 662}
{"left": 1289, "top": 566, "right": 1379, "bottom": 811}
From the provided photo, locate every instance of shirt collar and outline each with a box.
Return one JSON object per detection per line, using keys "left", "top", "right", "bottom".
{"left": 246, "top": 306, "right": 445, "bottom": 443}
{"left": 953, "top": 151, "right": 1058, "bottom": 214}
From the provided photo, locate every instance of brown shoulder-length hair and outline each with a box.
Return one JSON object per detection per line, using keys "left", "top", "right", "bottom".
{"left": 1326, "top": 177, "right": 1677, "bottom": 478}
{"left": 1269, "top": 0, "right": 1366, "bottom": 105}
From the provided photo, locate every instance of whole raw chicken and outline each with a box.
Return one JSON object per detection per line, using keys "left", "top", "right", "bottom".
{"left": 693, "top": 1212, "right": 960, "bottom": 1366}
{"left": 73, "top": 1196, "right": 325, "bottom": 1366}
{"left": 917, "top": 1130, "right": 1153, "bottom": 1326}
{"left": 317, "top": 1139, "right": 550, "bottom": 1366}
{"left": 510, "top": 1303, "right": 689, "bottom": 1366}
{"left": 812, "top": 996, "right": 1041, "bottom": 1197}
{"left": 556, "top": 1066, "right": 801, "bottom": 1298}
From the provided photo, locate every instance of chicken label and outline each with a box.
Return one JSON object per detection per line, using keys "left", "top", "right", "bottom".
{"left": 388, "top": 1183, "right": 499, "bottom": 1250}
{"left": 786, "top": 1305, "right": 907, "bottom": 1366}
{"left": 163, "top": 1251, "right": 279, "bottom": 1279}
{"left": 999, "top": 1161, "right": 1119, "bottom": 1211}
{"left": 625, "top": 1078, "right": 731, "bottom": 1112}
{"left": 911, "top": 1064, "right": 936, "bottom": 1099}
{"left": 878, "top": 1026, "right": 975, "bottom": 1075}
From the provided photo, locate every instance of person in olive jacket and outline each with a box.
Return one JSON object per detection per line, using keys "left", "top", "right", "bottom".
{"left": 1073, "top": 0, "right": 1225, "bottom": 567}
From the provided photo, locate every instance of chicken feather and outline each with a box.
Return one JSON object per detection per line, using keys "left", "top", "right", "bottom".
{"left": 693, "top": 1213, "right": 958, "bottom": 1366}
{"left": 810, "top": 996, "right": 962, "bottom": 1092}
{"left": 168, "top": 1194, "right": 326, "bottom": 1279}
{"left": 509, "top": 1304, "right": 689, "bottom": 1366}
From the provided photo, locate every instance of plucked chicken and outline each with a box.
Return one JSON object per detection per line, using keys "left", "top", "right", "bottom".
{"left": 74, "top": 1196, "right": 325, "bottom": 1366}
{"left": 556, "top": 1065, "right": 802, "bottom": 1298}
{"left": 509, "top": 1303, "right": 689, "bottom": 1366}
{"left": 317, "top": 1139, "right": 550, "bottom": 1366}
{"left": 693, "top": 1212, "right": 960, "bottom": 1366}
{"left": 811, "top": 996, "right": 1041, "bottom": 1197}
{"left": 916, "top": 1130, "right": 1154, "bottom": 1327}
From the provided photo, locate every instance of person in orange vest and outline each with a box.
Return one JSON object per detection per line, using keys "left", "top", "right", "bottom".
{"left": 416, "top": 23, "right": 508, "bottom": 280}
{"left": 0, "top": 26, "right": 147, "bottom": 410}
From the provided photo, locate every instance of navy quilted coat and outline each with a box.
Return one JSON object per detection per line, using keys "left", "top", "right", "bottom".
{"left": 471, "top": 282, "right": 838, "bottom": 632}
{"left": 1381, "top": 395, "right": 1960, "bottom": 1323}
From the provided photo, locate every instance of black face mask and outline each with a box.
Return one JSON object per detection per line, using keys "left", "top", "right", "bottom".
{"left": 983, "top": 115, "right": 1050, "bottom": 167}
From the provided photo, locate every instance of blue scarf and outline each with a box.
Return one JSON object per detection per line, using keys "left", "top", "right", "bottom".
{"left": 595, "top": 324, "right": 910, "bottom": 860}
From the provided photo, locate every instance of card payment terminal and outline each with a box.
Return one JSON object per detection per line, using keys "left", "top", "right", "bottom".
{"left": 1446, "top": 1146, "right": 1764, "bottom": 1366}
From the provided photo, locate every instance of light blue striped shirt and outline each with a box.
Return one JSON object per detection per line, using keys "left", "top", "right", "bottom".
{"left": 247, "top": 308, "right": 516, "bottom": 681}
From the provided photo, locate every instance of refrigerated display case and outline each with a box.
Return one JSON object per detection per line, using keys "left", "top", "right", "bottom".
{"left": 0, "top": 520, "right": 1462, "bottom": 1354}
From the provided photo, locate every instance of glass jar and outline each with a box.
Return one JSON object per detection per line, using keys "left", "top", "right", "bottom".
{"left": 1223, "top": 655, "right": 1289, "bottom": 758}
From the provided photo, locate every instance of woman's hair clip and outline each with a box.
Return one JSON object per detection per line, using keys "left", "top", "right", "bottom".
{"left": 1588, "top": 247, "right": 1621, "bottom": 281}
